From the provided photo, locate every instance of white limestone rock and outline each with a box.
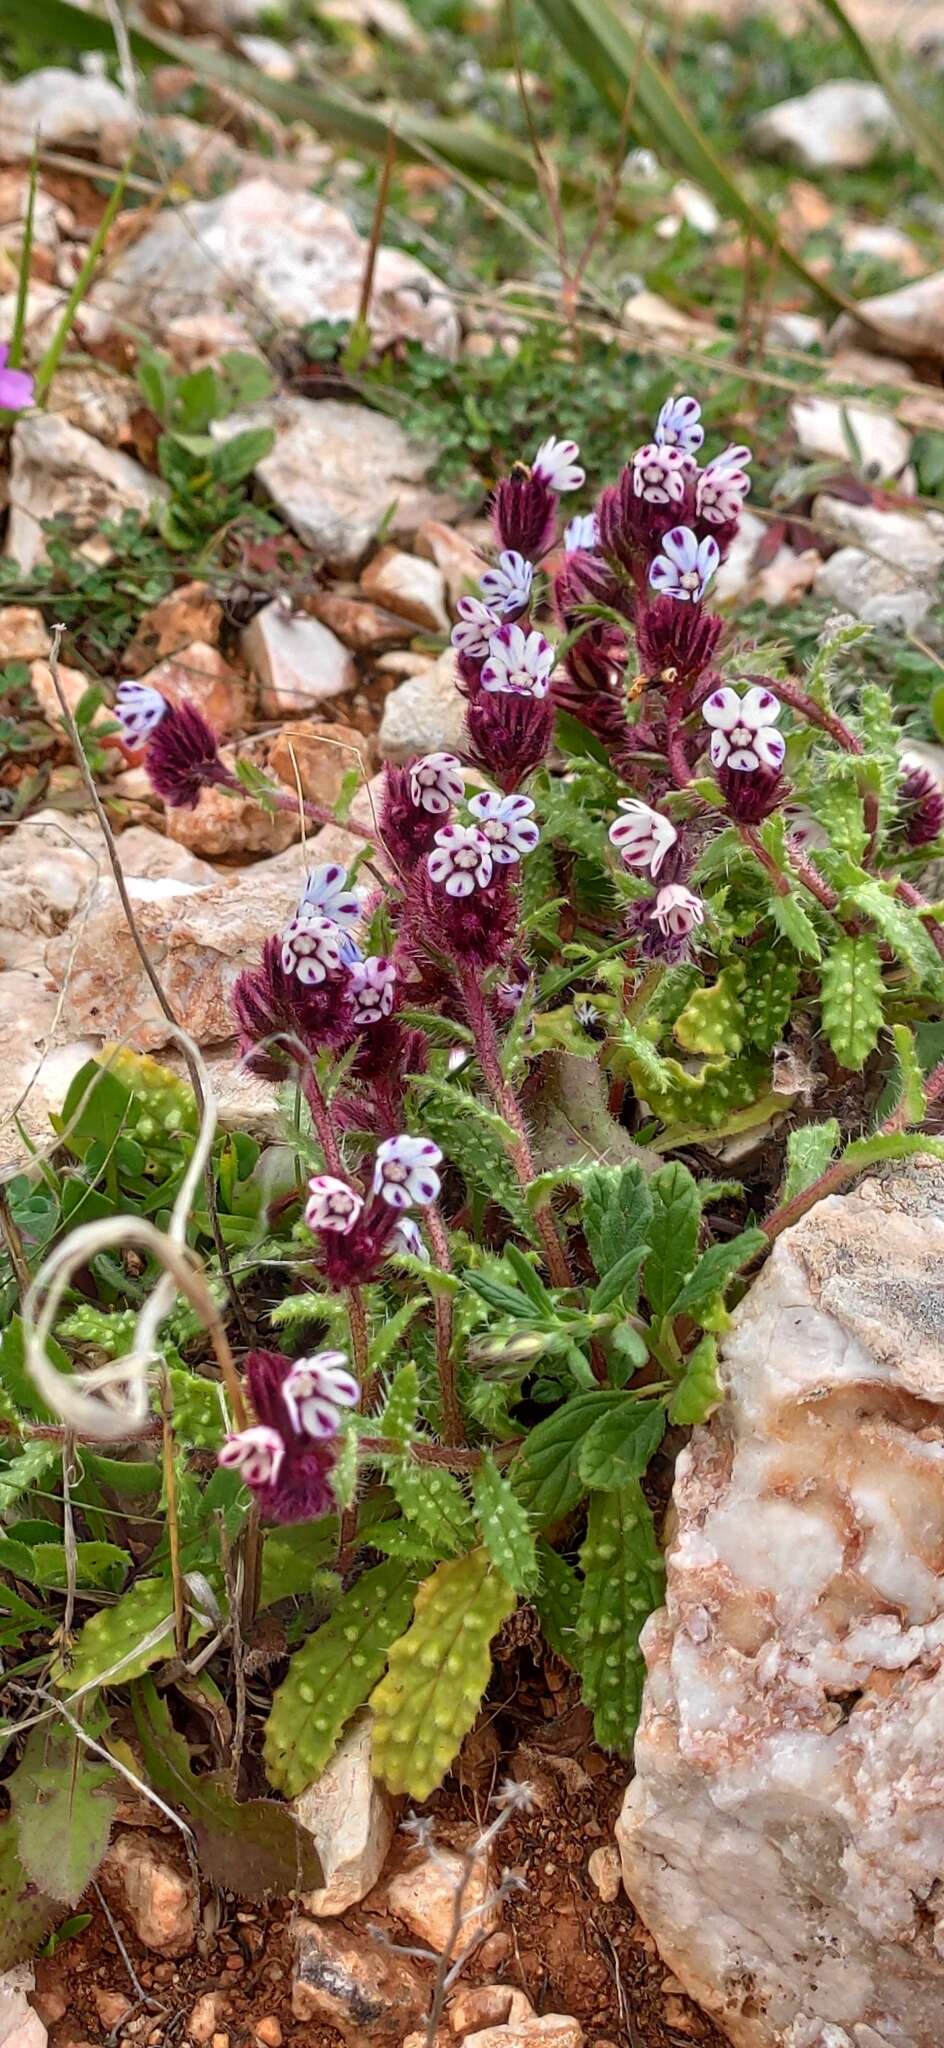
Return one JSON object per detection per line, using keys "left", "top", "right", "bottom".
{"left": 0, "top": 68, "right": 139, "bottom": 164}
{"left": 294, "top": 1714, "right": 395, "bottom": 1915}
{"left": 811, "top": 493, "right": 944, "bottom": 632}
{"left": 241, "top": 601, "right": 356, "bottom": 716}
{"left": 617, "top": 1158, "right": 944, "bottom": 2048}
{"left": 378, "top": 648, "right": 466, "bottom": 760}
{"left": 5, "top": 414, "right": 167, "bottom": 574}
{"left": 750, "top": 81, "right": 900, "bottom": 171}
{"left": 91, "top": 177, "right": 458, "bottom": 358}
{"left": 830, "top": 269, "right": 944, "bottom": 366}
{"left": 790, "top": 395, "right": 911, "bottom": 481}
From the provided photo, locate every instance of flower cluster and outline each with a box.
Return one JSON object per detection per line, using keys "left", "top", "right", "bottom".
{"left": 114, "top": 681, "right": 231, "bottom": 809}
{"left": 218, "top": 1350, "right": 359, "bottom": 1523}
{"left": 304, "top": 1135, "right": 442, "bottom": 1285}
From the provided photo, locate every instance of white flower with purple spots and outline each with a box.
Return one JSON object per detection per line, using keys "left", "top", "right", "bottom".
{"left": 564, "top": 512, "right": 599, "bottom": 552}
{"left": 650, "top": 884, "right": 705, "bottom": 939}
{"left": 409, "top": 751, "right": 465, "bottom": 816}
{"left": 480, "top": 624, "right": 554, "bottom": 700}
{"left": 532, "top": 435, "right": 585, "bottom": 493}
{"left": 468, "top": 790, "right": 540, "bottom": 865}
{"left": 452, "top": 596, "right": 501, "bottom": 660}
{"left": 282, "top": 1352, "right": 359, "bottom": 1440}
{"left": 281, "top": 909, "right": 346, "bottom": 986}
{"left": 696, "top": 444, "right": 752, "bottom": 526}
{"left": 373, "top": 1134, "right": 443, "bottom": 1211}
{"left": 219, "top": 1425, "right": 284, "bottom": 1488}
{"left": 632, "top": 442, "right": 689, "bottom": 507}
{"left": 654, "top": 394, "right": 704, "bottom": 459}
{"left": 608, "top": 799, "right": 677, "bottom": 878}
{"left": 389, "top": 1215, "right": 430, "bottom": 1262}
{"left": 305, "top": 1175, "right": 365, "bottom": 1234}
{"left": 348, "top": 955, "right": 397, "bottom": 1024}
{"left": 427, "top": 822, "right": 493, "bottom": 898}
{"left": 702, "top": 685, "right": 784, "bottom": 773}
{"left": 298, "top": 863, "right": 360, "bottom": 929}
{"left": 649, "top": 527, "right": 720, "bottom": 604}
{"left": 480, "top": 550, "right": 534, "bottom": 615}
{"left": 114, "top": 681, "right": 167, "bottom": 748}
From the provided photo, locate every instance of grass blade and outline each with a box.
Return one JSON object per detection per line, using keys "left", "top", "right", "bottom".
{"left": 9, "top": 145, "right": 38, "bottom": 371}
{"left": 811, "top": 0, "right": 944, "bottom": 188}
{"left": 34, "top": 156, "right": 132, "bottom": 401}
{"left": 530, "top": 0, "right": 854, "bottom": 315}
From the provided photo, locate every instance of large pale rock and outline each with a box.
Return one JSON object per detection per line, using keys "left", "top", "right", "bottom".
{"left": 217, "top": 396, "right": 460, "bottom": 570}
{"left": 101, "top": 1832, "right": 197, "bottom": 1957}
{"left": 750, "top": 81, "right": 899, "bottom": 171}
{"left": 830, "top": 269, "right": 944, "bottom": 366}
{"left": 415, "top": 520, "right": 487, "bottom": 611}
{"left": 0, "top": 68, "right": 139, "bottom": 164}
{"left": 135, "top": 642, "right": 250, "bottom": 738}
{"left": 91, "top": 178, "right": 458, "bottom": 357}
{"left": 0, "top": 970, "right": 94, "bottom": 1172}
{"left": 45, "top": 364, "right": 139, "bottom": 450}
{"left": 294, "top": 1713, "right": 395, "bottom": 1915}
{"left": 242, "top": 601, "right": 356, "bottom": 716}
{"left": 0, "top": 1967, "right": 45, "bottom": 2048}
{"left": 617, "top": 1159, "right": 944, "bottom": 2048}
{"left": 6, "top": 414, "right": 166, "bottom": 574}
{"left": 811, "top": 493, "right": 944, "bottom": 632}
{"left": 360, "top": 546, "right": 449, "bottom": 633}
{"left": 0, "top": 810, "right": 217, "bottom": 973}
{"left": 378, "top": 648, "right": 466, "bottom": 760}
{"left": 385, "top": 1837, "right": 500, "bottom": 1955}
{"left": 790, "top": 395, "right": 911, "bottom": 481}
{"left": 43, "top": 847, "right": 308, "bottom": 1050}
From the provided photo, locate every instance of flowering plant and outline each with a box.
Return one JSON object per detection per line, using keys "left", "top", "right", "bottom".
{"left": 12, "top": 395, "right": 944, "bottom": 1875}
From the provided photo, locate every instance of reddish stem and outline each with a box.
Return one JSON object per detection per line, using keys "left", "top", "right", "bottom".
{"left": 459, "top": 963, "right": 573, "bottom": 1291}
{"left": 895, "top": 878, "right": 944, "bottom": 965}
{"left": 763, "top": 1060, "right": 944, "bottom": 1244}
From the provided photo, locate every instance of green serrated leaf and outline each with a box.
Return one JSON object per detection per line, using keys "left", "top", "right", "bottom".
{"left": 56, "top": 1576, "right": 211, "bottom": 1695}
{"left": 472, "top": 1453, "right": 538, "bottom": 1594}
{"left": 169, "top": 1368, "right": 227, "bottom": 1450}
{"left": 669, "top": 1333, "right": 724, "bottom": 1424}
{"left": 389, "top": 1459, "right": 476, "bottom": 1556}
{"left": 367, "top": 1298, "right": 422, "bottom": 1375}
{"left": 821, "top": 932, "right": 884, "bottom": 1072}
{"left": 8, "top": 1724, "right": 118, "bottom": 1906}
{"left": 768, "top": 887, "right": 823, "bottom": 961}
{"left": 589, "top": 1242, "right": 649, "bottom": 1315}
{"left": 738, "top": 945, "right": 799, "bottom": 1053}
{"left": 577, "top": 1483, "right": 664, "bottom": 1753}
{"left": 782, "top": 1120, "right": 841, "bottom": 1203}
{"left": 378, "top": 1362, "right": 419, "bottom": 1445}
{"left": 371, "top": 1548, "right": 516, "bottom": 1797}
{"left": 890, "top": 1024, "right": 927, "bottom": 1126}
{"left": 817, "top": 761, "right": 868, "bottom": 863}
{"left": 577, "top": 1400, "right": 665, "bottom": 1489}
{"left": 668, "top": 1228, "right": 766, "bottom": 1320}
{"left": 581, "top": 1162, "right": 653, "bottom": 1279}
{"left": 533, "top": 1542, "right": 583, "bottom": 1666}
{"left": 644, "top": 1163, "right": 701, "bottom": 1317}
{"left": 674, "top": 966, "right": 746, "bottom": 1056}
{"left": 511, "top": 1391, "right": 626, "bottom": 1524}
{"left": 843, "top": 876, "right": 944, "bottom": 994}
{"left": 0, "top": 1441, "right": 60, "bottom": 1512}
{"left": 264, "top": 1560, "right": 415, "bottom": 1797}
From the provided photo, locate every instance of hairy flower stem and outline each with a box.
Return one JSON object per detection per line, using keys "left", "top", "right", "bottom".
{"left": 739, "top": 823, "right": 839, "bottom": 914}
{"left": 895, "top": 878, "right": 944, "bottom": 964}
{"left": 426, "top": 1205, "right": 462, "bottom": 1443}
{"left": 301, "top": 1063, "right": 344, "bottom": 1175}
{"left": 665, "top": 687, "right": 693, "bottom": 790}
{"left": 756, "top": 674, "right": 862, "bottom": 756}
{"left": 459, "top": 964, "right": 573, "bottom": 1291}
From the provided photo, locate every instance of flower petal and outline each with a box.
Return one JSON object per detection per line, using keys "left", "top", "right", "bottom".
{"left": 703, "top": 687, "right": 740, "bottom": 730}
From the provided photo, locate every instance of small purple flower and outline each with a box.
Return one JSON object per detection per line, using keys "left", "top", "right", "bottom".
{"left": 219, "top": 1425, "right": 285, "bottom": 1489}
{"left": 650, "top": 884, "right": 705, "bottom": 939}
{"left": 899, "top": 758, "right": 944, "bottom": 848}
{"left": 480, "top": 550, "right": 534, "bottom": 615}
{"left": 649, "top": 527, "right": 720, "bottom": 605}
{"left": 282, "top": 1351, "right": 359, "bottom": 1440}
{"left": 609, "top": 799, "right": 677, "bottom": 877}
{"left": 481, "top": 624, "right": 554, "bottom": 700}
{"left": 281, "top": 909, "right": 346, "bottom": 986}
{"left": 373, "top": 1134, "right": 443, "bottom": 1210}
{"left": 632, "top": 442, "right": 689, "bottom": 507}
{"left": 409, "top": 752, "right": 465, "bottom": 816}
{"left": 696, "top": 445, "right": 752, "bottom": 526}
{"left": 564, "top": 512, "right": 599, "bottom": 552}
{"left": 654, "top": 393, "right": 704, "bottom": 459}
{"left": 0, "top": 344, "right": 34, "bottom": 413}
{"left": 389, "top": 1215, "right": 430, "bottom": 1262}
{"left": 305, "top": 1175, "right": 365, "bottom": 1234}
{"left": 348, "top": 955, "right": 397, "bottom": 1023}
{"left": 452, "top": 595, "right": 502, "bottom": 659}
{"left": 427, "top": 821, "right": 493, "bottom": 898}
{"left": 532, "top": 435, "right": 585, "bottom": 493}
{"left": 703, "top": 685, "right": 784, "bottom": 773}
{"left": 115, "top": 680, "right": 168, "bottom": 749}
{"left": 468, "top": 790, "right": 540, "bottom": 864}
{"left": 299, "top": 863, "right": 360, "bottom": 929}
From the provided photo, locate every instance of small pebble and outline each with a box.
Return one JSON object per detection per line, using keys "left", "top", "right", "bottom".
{"left": 224, "top": 1955, "right": 245, "bottom": 1974}
{"left": 255, "top": 2022, "right": 283, "bottom": 2048}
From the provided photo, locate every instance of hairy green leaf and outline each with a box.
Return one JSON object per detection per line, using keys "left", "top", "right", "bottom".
{"left": 668, "top": 1228, "right": 766, "bottom": 1320}
{"left": 264, "top": 1561, "right": 415, "bottom": 1796}
{"left": 674, "top": 967, "right": 746, "bottom": 1057}
{"left": 0, "top": 1818, "right": 58, "bottom": 1969}
{"left": 577, "top": 1400, "right": 665, "bottom": 1490}
{"left": 669, "top": 1333, "right": 724, "bottom": 1424}
{"left": 821, "top": 932, "right": 884, "bottom": 1072}
{"left": 577, "top": 1483, "right": 664, "bottom": 1753}
{"left": 371, "top": 1549, "right": 516, "bottom": 1797}
{"left": 8, "top": 1724, "right": 118, "bottom": 1906}
{"left": 581, "top": 1162, "right": 652, "bottom": 1279}
{"left": 511, "top": 1391, "right": 626, "bottom": 1523}
{"left": 472, "top": 1454, "right": 538, "bottom": 1594}
{"left": 534, "top": 1542, "right": 583, "bottom": 1666}
{"left": 783, "top": 1119, "right": 841, "bottom": 1203}
{"left": 389, "top": 1461, "right": 476, "bottom": 1557}
{"left": 644, "top": 1163, "right": 701, "bottom": 1317}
